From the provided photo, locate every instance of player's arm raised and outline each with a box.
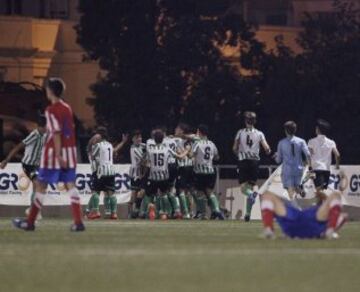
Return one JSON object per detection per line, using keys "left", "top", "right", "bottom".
{"left": 0, "top": 142, "right": 25, "bottom": 169}
{"left": 114, "top": 133, "right": 129, "bottom": 153}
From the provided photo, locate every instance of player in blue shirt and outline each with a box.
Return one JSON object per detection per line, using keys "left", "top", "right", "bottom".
{"left": 275, "top": 121, "right": 311, "bottom": 200}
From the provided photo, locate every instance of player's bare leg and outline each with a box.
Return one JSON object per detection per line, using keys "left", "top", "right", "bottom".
{"left": 316, "top": 191, "right": 347, "bottom": 239}
{"left": 260, "top": 192, "right": 287, "bottom": 239}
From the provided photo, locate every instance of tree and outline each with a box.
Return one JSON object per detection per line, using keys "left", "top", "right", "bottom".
{"left": 76, "top": 0, "right": 266, "bottom": 162}
{"left": 246, "top": 0, "right": 360, "bottom": 163}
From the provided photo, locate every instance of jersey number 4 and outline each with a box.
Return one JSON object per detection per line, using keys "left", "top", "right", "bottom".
{"left": 246, "top": 135, "right": 253, "bottom": 148}
{"left": 153, "top": 153, "right": 164, "bottom": 166}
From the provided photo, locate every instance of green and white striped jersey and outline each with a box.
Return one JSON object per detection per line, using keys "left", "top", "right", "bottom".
{"left": 130, "top": 143, "right": 146, "bottom": 179}
{"left": 92, "top": 140, "right": 115, "bottom": 178}
{"left": 234, "top": 128, "right": 265, "bottom": 161}
{"left": 22, "top": 129, "right": 45, "bottom": 166}
{"left": 192, "top": 139, "right": 218, "bottom": 174}
{"left": 175, "top": 137, "right": 193, "bottom": 167}
{"left": 146, "top": 144, "right": 176, "bottom": 181}
{"left": 163, "top": 136, "right": 178, "bottom": 164}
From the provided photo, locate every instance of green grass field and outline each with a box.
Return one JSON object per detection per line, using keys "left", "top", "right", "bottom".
{"left": 1, "top": 219, "right": 360, "bottom": 292}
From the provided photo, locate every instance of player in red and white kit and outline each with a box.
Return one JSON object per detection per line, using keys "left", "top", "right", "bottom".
{"left": 13, "top": 78, "right": 85, "bottom": 231}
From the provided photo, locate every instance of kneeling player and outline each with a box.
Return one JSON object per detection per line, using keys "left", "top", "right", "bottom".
{"left": 260, "top": 191, "right": 347, "bottom": 239}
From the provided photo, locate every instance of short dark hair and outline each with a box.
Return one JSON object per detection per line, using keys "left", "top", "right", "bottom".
{"left": 37, "top": 114, "right": 47, "bottom": 127}
{"left": 244, "top": 111, "right": 257, "bottom": 125}
{"left": 316, "top": 119, "right": 331, "bottom": 135}
{"left": 131, "top": 129, "right": 142, "bottom": 139}
{"left": 95, "top": 126, "right": 108, "bottom": 140}
{"left": 153, "top": 129, "right": 164, "bottom": 144}
{"left": 198, "top": 124, "right": 209, "bottom": 136}
{"left": 284, "top": 121, "right": 297, "bottom": 135}
{"left": 46, "top": 77, "right": 65, "bottom": 97}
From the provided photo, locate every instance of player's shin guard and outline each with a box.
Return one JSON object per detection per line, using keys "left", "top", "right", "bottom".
{"left": 261, "top": 200, "right": 274, "bottom": 230}
{"left": 327, "top": 199, "right": 342, "bottom": 230}
{"left": 197, "top": 194, "right": 207, "bottom": 217}
{"left": 160, "top": 195, "right": 171, "bottom": 215}
{"left": 109, "top": 194, "right": 117, "bottom": 214}
{"left": 242, "top": 184, "right": 253, "bottom": 198}
{"left": 103, "top": 195, "right": 111, "bottom": 215}
{"left": 209, "top": 193, "right": 220, "bottom": 213}
{"left": 91, "top": 192, "right": 100, "bottom": 211}
{"left": 28, "top": 192, "right": 45, "bottom": 225}
{"left": 245, "top": 197, "right": 253, "bottom": 216}
{"left": 168, "top": 193, "right": 180, "bottom": 213}
{"left": 69, "top": 188, "right": 83, "bottom": 225}
{"left": 179, "top": 191, "right": 190, "bottom": 216}
{"left": 139, "top": 195, "right": 151, "bottom": 217}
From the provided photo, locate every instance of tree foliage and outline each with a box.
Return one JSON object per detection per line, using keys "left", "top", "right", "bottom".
{"left": 76, "top": 0, "right": 264, "bottom": 162}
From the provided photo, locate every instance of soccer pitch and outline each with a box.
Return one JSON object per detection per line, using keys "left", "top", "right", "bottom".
{"left": 1, "top": 220, "right": 359, "bottom": 292}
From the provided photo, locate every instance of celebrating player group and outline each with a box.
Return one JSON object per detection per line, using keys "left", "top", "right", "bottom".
{"left": 1, "top": 77, "right": 347, "bottom": 239}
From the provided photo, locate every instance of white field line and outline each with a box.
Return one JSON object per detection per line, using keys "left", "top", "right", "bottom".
{"left": 1, "top": 248, "right": 360, "bottom": 257}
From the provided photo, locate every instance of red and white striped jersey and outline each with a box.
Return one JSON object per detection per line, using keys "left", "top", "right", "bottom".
{"left": 40, "top": 100, "right": 77, "bottom": 169}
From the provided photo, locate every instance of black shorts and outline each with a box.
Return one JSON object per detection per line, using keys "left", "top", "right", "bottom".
{"left": 131, "top": 177, "right": 146, "bottom": 191}
{"left": 176, "top": 167, "right": 194, "bottom": 190}
{"left": 313, "top": 170, "right": 331, "bottom": 189}
{"left": 22, "top": 164, "right": 38, "bottom": 180}
{"left": 94, "top": 175, "right": 115, "bottom": 193}
{"left": 146, "top": 180, "right": 169, "bottom": 195}
{"left": 194, "top": 173, "right": 216, "bottom": 191}
{"left": 90, "top": 172, "right": 98, "bottom": 191}
{"left": 237, "top": 159, "right": 259, "bottom": 184}
{"left": 168, "top": 163, "right": 178, "bottom": 187}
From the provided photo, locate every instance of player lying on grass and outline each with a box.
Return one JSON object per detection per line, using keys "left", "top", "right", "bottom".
{"left": 260, "top": 190, "right": 347, "bottom": 239}
{"left": 1, "top": 115, "right": 47, "bottom": 220}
